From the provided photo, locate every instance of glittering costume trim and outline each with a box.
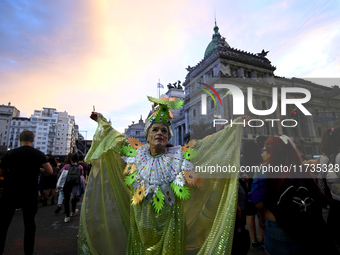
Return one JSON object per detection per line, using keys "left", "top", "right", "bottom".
{"left": 122, "top": 140, "right": 199, "bottom": 212}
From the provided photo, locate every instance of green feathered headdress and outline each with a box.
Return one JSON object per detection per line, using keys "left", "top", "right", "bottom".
{"left": 144, "top": 96, "right": 184, "bottom": 139}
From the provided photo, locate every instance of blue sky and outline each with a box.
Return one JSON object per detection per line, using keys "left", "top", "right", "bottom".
{"left": 0, "top": 0, "right": 339, "bottom": 139}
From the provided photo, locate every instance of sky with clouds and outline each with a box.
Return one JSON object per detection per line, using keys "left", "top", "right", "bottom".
{"left": 1, "top": 0, "right": 339, "bottom": 139}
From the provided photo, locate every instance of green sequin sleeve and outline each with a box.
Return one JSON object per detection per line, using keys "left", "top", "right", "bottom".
{"left": 78, "top": 116, "right": 243, "bottom": 255}
{"left": 79, "top": 115, "right": 131, "bottom": 254}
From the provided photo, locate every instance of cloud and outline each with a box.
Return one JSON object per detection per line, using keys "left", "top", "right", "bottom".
{"left": 1, "top": 0, "right": 339, "bottom": 140}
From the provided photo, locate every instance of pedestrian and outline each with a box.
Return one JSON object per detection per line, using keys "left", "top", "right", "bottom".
{"left": 231, "top": 175, "right": 251, "bottom": 255}
{"left": 42, "top": 157, "right": 58, "bottom": 206}
{"left": 54, "top": 153, "right": 73, "bottom": 214}
{"left": 240, "top": 140, "right": 264, "bottom": 248}
{"left": 251, "top": 135, "right": 339, "bottom": 255}
{"left": 77, "top": 155, "right": 89, "bottom": 180}
{"left": 59, "top": 153, "right": 84, "bottom": 223}
{"left": 305, "top": 126, "right": 340, "bottom": 248}
{"left": 0, "top": 130, "right": 53, "bottom": 255}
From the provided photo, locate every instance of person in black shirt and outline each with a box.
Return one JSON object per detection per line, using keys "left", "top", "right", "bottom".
{"left": 0, "top": 130, "right": 52, "bottom": 255}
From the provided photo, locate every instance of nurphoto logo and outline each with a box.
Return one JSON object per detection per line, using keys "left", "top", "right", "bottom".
{"left": 199, "top": 83, "right": 311, "bottom": 128}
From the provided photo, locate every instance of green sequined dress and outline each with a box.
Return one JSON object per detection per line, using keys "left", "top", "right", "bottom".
{"left": 78, "top": 116, "right": 243, "bottom": 255}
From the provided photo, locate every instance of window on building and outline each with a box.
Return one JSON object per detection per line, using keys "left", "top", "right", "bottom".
{"left": 136, "top": 131, "right": 140, "bottom": 135}
{"left": 318, "top": 126, "right": 322, "bottom": 137}
{"left": 51, "top": 119, "right": 56, "bottom": 123}
{"left": 231, "top": 67, "right": 238, "bottom": 77}
{"left": 257, "top": 73, "right": 264, "bottom": 78}
{"left": 261, "top": 101, "right": 266, "bottom": 110}
{"left": 210, "top": 99, "right": 215, "bottom": 109}
{"left": 291, "top": 128, "right": 297, "bottom": 138}
{"left": 315, "top": 109, "right": 319, "bottom": 117}
{"left": 193, "top": 109, "right": 196, "bottom": 117}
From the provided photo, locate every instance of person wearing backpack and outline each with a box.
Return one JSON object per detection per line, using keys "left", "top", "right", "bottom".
{"left": 59, "top": 154, "right": 84, "bottom": 223}
{"left": 251, "top": 135, "right": 339, "bottom": 255}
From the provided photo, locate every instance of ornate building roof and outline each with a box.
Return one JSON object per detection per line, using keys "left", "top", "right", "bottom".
{"left": 204, "top": 21, "right": 230, "bottom": 58}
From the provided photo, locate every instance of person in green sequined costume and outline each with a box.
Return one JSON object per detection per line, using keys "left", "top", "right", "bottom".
{"left": 78, "top": 103, "right": 249, "bottom": 255}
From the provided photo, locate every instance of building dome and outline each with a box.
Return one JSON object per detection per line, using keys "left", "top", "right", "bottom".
{"left": 204, "top": 22, "right": 230, "bottom": 58}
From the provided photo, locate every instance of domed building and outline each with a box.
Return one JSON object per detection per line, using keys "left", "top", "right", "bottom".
{"left": 204, "top": 21, "right": 230, "bottom": 58}
{"left": 169, "top": 22, "right": 340, "bottom": 159}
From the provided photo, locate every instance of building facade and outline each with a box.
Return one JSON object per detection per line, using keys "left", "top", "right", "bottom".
{"left": 29, "top": 108, "right": 77, "bottom": 155}
{"left": 0, "top": 103, "right": 20, "bottom": 148}
{"left": 124, "top": 116, "right": 147, "bottom": 144}
{"left": 170, "top": 22, "right": 340, "bottom": 159}
{"left": 2, "top": 106, "right": 79, "bottom": 156}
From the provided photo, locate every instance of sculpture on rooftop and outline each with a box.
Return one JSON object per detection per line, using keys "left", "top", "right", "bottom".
{"left": 177, "top": 80, "right": 183, "bottom": 90}
{"left": 257, "top": 49, "right": 269, "bottom": 58}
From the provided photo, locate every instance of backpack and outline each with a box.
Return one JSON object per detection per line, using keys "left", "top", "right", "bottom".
{"left": 272, "top": 179, "right": 319, "bottom": 235}
{"left": 65, "top": 164, "right": 81, "bottom": 185}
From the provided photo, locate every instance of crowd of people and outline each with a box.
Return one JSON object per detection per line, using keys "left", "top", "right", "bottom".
{"left": 0, "top": 130, "right": 91, "bottom": 254}
{"left": 0, "top": 114, "right": 339, "bottom": 255}
{"left": 237, "top": 129, "right": 340, "bottom": 255}
{"left": 38, "top": 153, "right": 90, "bottom": 220}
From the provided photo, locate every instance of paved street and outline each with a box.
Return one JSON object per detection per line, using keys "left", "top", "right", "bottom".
{"left": 3, "top": 199, "right": 266, "bottom": 255}
{"left": 3, "top": 201, "right": 336, "bottom": 255}
{"left": 3, "top": 200, "right": 80, "bottom": 255}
